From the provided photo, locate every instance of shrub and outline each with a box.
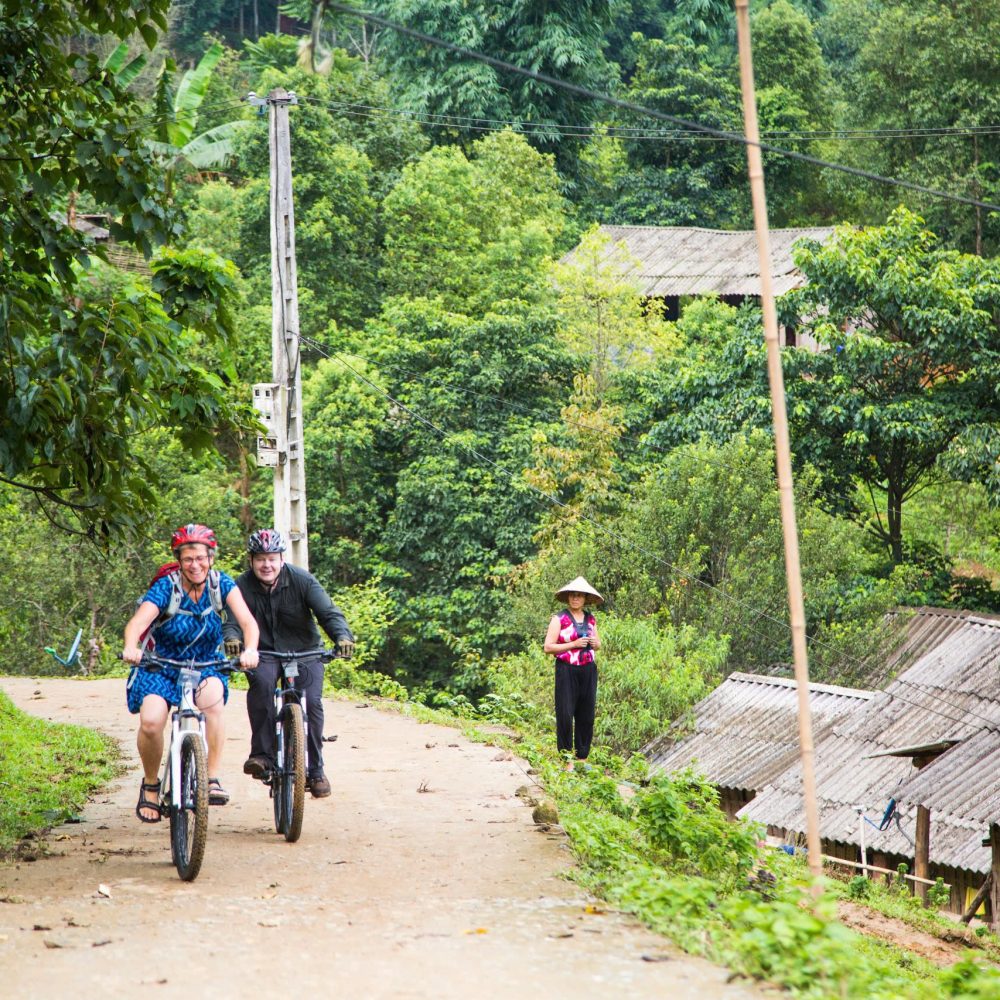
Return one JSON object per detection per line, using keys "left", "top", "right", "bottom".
{"left": 636, "top": 769, "right": 760, "bottom": 886}
{"left": 487, "top": 614, "right": 728, "bottom": 754}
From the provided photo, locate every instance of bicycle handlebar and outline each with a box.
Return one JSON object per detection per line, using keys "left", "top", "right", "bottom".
{"left": 118, "top": 652, "right": 243, "bottom": 673}
{"left": 257, "top": 648, "right": 348, "bottom": 663}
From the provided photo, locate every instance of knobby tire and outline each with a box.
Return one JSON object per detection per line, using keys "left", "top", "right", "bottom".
{"left": 280, "top": 703, "right": 306, "bottom": 843}
{"left": 170, "top": 731, "right": 209, "bottom": 881}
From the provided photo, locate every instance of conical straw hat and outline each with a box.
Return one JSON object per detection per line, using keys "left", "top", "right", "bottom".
{"left": 555, "top": 576, "right": 603, "bottom": 604}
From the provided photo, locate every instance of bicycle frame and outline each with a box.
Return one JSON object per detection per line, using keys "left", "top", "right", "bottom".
{"left": 162, "top": 666, "right": 208, "bottom": 814}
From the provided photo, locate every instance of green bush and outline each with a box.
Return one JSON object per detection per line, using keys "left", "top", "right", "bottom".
{"left": 332, "top": 576, "right": 396, "bottom": 670}
{"left": 487, "top": 614, "right": 728, "bottom": 754}
{"left": 938, "top": 955, "right": 1000, "bottom": 997}
{"left": 636, "top": 769, "right": 760, "bottom": 886}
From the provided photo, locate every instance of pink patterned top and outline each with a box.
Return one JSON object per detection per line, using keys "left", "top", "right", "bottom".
{"left": 554, "top": 610, "right": 596, "bottom": 666}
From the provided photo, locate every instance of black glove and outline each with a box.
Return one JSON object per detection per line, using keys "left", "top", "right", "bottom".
{"left": 337, "top": 637, "right": 355, "bottom": 658}
{"left": 224, "top": 639, "right": 243, "bottom": 658}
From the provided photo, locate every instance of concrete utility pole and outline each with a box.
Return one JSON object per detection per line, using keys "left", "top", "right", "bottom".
{"left": 248, "top": 88, "right": 309, "bottom": 569}
{"left": 734, "top": 0, "right": 822, "bottom": 884}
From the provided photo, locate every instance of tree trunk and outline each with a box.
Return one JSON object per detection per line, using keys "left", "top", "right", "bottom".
{"left": 237, "top": 445, "right": 253, "bottom": 533}
{"left": 974, "top": 135, "right": 983, "bottom": 257}
{"left": 253, "top": 0, "right": 259, "bottom": 40}
{"left": 85, "top": 604, "right": 99, "bottom": 676}
{"left": 310, "top": 1, "right": 326, "bottom": 73}
{"left": 238, "top": 1, "right": 244, "bottom": 39}
{"left": 887, "top": 479, "right": 903, "bottom": 564}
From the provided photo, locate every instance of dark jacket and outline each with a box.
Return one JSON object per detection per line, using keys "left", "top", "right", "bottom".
{"left": 223, "top": 563, "right": 353, "bottom": 652}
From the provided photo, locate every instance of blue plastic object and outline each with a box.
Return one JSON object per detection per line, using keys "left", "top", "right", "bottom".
{"left": 44, "top": 628, "right": 83, "bottom": 669}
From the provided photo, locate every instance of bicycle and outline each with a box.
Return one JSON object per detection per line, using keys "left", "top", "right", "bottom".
{"left": 123, "top": 653, "right": 239, "bottom": 880}
{"left": 256, "top": 648, "right": 345, "bottom": 843}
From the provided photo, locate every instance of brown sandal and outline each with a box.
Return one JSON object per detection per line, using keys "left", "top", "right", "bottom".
{"left": 136, "top": 780, "right": 162, "bottom": 823}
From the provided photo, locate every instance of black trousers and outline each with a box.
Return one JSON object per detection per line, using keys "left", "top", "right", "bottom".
{"left": 554, "top": 660, "right": 597, "bottom": 759}
{"left": 247, "top": 657, "right": 327, "bottom": 778}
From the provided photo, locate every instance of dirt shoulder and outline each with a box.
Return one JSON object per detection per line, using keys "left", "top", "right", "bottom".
{"left": 0, "top": 677, "right": 765, "bottom": 999}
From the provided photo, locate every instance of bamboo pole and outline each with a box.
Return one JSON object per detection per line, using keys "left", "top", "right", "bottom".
{"left": 733, "top": 0, "right": 823, "bottom": 884}
{"left": 819, "top": 854, "right": 948, "bottom": 889}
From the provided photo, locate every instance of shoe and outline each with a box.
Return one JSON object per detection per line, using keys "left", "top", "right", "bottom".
{"left": 309, "top": 774, "right": 331, "bottom": 798}
{"left": 243, "top": 755, "right": 271, "bottom": 779}
{"left": 208, "top": 778, "right": 230, "bottom": 806}
{"left": 135, "top": 779, "right": 162, "bottom": 823}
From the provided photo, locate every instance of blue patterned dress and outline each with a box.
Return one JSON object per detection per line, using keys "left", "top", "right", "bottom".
{"left": 126, "top": 572, "right": 237, "bottom": 714}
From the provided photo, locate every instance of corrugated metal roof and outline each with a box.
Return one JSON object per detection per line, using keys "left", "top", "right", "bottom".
{"left": 560, "top": 225, "right": 837, "bottom": 298}
{"left": 644, "top": 672, "right": 873, "bottom": 792}
{"left": 739, "top": 613, "right": 1000, "bottom": 873}
{"left": 895, "top": 729, "right": 1000, "bottom": 827}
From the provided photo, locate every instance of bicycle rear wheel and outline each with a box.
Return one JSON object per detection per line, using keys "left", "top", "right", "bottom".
{"left": 170, "top": 731, "right": 209, "bottom": 881}
{"left": 277, "top": 703, "right": 306, "bottom": 843}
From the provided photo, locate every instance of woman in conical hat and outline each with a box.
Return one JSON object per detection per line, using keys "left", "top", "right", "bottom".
{"left": 543, "top": 577, "right": 603, "bottom": 769}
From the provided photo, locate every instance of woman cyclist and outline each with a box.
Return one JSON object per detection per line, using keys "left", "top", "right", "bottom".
{"left": 122, "top": 524, "right": 259, "bottom": 822}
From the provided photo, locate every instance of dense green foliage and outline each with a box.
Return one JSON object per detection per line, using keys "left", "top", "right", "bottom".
{"left": 6, "top": 1, "right": 1000, "bottom": 718}
{"left": 10, "top": 3, "right": 1000, "bottom": 990}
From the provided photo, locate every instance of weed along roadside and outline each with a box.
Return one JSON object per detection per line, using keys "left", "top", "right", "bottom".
{"left": 0, "top": 687, "right": 119, "bottom": 857}
{"left": 0, "top": 676, "right": 765, "bottom": 999}
{"left": 5, "top": 675, "right": 1000, "bottom": 996}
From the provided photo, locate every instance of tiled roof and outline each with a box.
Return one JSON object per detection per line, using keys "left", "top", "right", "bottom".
{"left": 739, "top": 613, "right": 1000, "bottom": 873}
{"left": 560, "top": 225, "right": 837, "bottom": 297}
{"left": 644, "top": 672, "right": 873, "bottom": 792}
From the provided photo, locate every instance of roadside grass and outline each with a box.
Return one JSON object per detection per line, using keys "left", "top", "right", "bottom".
{"left": 0, "top": 688, "right": 120, "bottom": 857}
{"left": 825, "top": 867, "right": 1000, "bottom": 963}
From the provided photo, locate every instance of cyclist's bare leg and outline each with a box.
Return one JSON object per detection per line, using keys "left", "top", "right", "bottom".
{"left": 136, "top": 695, "right": 168, "bottom": 820}
{"left": 196, "top": 677, "right": 226, "bottom": 779}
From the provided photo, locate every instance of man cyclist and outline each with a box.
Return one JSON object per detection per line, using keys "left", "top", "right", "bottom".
{"left": 223, "top": 528, "right": 354, "bottom": 798}
{"left": 123, "top": 524, "right": 260, "bottom": 821}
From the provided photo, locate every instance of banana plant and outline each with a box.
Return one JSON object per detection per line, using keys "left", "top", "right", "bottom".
{"left": 106, "top": 40, "right": 249, "bottom": 198}
{"left": 150, "top": 41, "right": 250, "bottom": 196}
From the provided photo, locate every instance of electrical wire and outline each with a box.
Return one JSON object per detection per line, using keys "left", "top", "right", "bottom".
{"left": 298, "top": 94, "right": 1000, "bottom": 144}
{"left": 325, "top": 3, "right": 1000, "bottom": 214}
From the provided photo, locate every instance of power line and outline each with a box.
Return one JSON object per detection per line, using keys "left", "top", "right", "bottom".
{"left": 326, "top": 3, "right": 1000, "bottom": 214}
{"left": 299, "top": 95, "right": 1000, "bottom": 144}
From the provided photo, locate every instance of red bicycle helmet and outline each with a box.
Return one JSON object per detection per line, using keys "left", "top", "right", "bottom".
{"left": 171, "top": 523, "right": 218, "bottom": 554}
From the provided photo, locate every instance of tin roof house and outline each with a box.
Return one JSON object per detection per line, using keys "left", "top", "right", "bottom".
{"left": 560, "top": 224, "right": 837, "bottom": 349}
{"left": 645, "top": 608, "right": 1000, "bottom": 915}
{"left": 736, "top": 609, "right": 1000, "bottom": 913}
{"left": 643, "top": 672, "right": 874, "bottom": 818}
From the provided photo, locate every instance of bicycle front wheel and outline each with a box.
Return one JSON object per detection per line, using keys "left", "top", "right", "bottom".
{"left": 277, "top": 703, "right": 306, "bottom": 843}
{"left": 170, "top": 731, "right": 209, "bottom": 880}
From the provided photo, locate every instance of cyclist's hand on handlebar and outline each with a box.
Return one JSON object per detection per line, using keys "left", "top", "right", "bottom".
{"left": 337, "top": 638, "right": 355, "bottom": 659}
{"left": 122, "top": 645, "right": 144, "bottom": 665}
{"left": 239, "top": 648, "right": 259, "bottom": 670}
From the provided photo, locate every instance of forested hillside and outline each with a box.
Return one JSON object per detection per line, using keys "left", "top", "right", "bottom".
{"left": 5, "top": 0, "right": 1000, "bottom": 730}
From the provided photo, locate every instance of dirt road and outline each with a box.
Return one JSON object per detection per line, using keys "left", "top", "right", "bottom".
{"left": 0, "top": 678, "right": 763, "bottom": 999}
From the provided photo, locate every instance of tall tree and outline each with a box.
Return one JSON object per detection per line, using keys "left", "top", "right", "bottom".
{"left": 833, "top": 0, "right": 1000, "bottom": 253}
{"left": 649, "top": 210, "right": 1000, "bottom": 564}
{"left": 0, "top": 0, "right": 255, "bottom": 536}
{"left": 374, "top": 0, "right": 617, "bottom": 149}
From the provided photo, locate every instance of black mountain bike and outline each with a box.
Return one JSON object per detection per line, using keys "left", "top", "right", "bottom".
{"left": 258, "top": 648, "right": 344, "bottom": 843}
